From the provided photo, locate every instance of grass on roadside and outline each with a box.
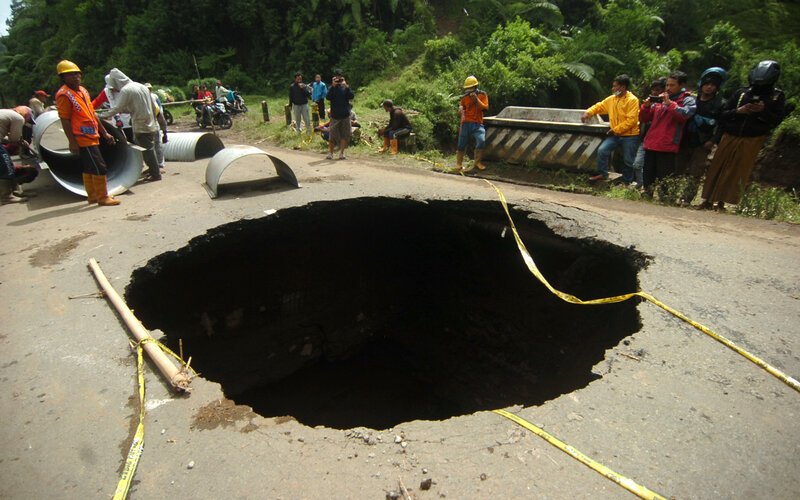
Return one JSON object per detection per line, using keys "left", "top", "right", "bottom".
{"left": 221, "top": 98, "right": 800, "bottom": 223}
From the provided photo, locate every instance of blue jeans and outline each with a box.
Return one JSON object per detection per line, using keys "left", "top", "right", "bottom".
{"left": 596, "top": 135, "right": 639, "bottom": 183}
{"left": 457, "top": 122, "right": 486, "bottom": 150}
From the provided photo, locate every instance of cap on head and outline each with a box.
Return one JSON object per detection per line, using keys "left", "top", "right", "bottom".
{"left": 57, "top": 60, "right": 81, "bottom": 75}
{"left": 144, "top": 82, "right": 153, "bottom": 90}
{"left": 381, "top": 99, "right": 394, "bottom": 108}
{"left": 34, "top": 90, "right": 50, "bottom": 99}
{"left": 463, "top": 76, "right": 479, "bottom": 89}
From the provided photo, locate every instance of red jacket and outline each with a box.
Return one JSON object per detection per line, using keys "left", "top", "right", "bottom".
{"left": 640, "top": 90, "right": 696, "bottom": 153}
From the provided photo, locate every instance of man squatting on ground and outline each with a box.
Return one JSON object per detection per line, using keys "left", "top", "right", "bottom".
{"left": 456, "top": 75, "right": 489, "bottom": 171}
{"left": 289, "top": 72, "right": 312, "bottom": 134}
{"left": 638, "top": 71, "right": 696, "bottom": 191}
{"left": 54, "top": 59, "right": 120, "bottom": 206}
{"left": 581, "top": 74, "right": 640, "bottom": 183}
{"left": 103, "top": 68, "right": 162, "bottom": 182}
{"left": 377, "top": 99, "right": 412, "bottom": 155}
{"left": 326, "top": 70, "right": 355, "bottom": 160}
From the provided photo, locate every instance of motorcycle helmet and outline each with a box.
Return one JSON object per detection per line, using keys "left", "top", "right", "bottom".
{"left": 698, "top": 67, "right": 727, "bottom": 89}
{"left": 748, "top": 60, "right": 780, "bottom": 87}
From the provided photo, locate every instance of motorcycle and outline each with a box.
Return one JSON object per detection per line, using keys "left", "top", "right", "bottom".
{"left": 196, "top": 102, "right": 233, "bottom": 129}
{"left": 223, "top": 90, "right": 248, "bottom": 115}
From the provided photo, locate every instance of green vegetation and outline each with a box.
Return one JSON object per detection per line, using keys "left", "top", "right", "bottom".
{"left": 3, "top": 0, "right": 798, "bottom": 220}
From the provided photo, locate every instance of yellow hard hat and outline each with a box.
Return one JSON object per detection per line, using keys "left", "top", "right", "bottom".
{"left": 57, "top": 60, "right": 81, "bottom": 75}
{"left": 463, "top": 76, "right": 479, "bottom": 89}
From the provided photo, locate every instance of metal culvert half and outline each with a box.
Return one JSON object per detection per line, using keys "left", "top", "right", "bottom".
{"left": 203, "top": 145, "right": 299, "bottom": 199}
{"left": 162, "top": 132, "right": 225, "bottom": 162}
{"left": 32, "top": 111, "right": 143, "bottom": 197}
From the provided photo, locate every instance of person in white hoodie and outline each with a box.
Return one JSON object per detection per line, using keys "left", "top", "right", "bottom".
{"left": 103, "top": 68, "right": 161, "bottom": 181}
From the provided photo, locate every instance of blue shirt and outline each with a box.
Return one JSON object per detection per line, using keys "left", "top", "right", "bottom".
{"left": 312, "top": 81, "right": 328, "bottom": 101}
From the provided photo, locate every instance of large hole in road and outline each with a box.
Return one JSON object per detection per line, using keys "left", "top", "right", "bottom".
{"left": 125, "top": 198, "right": 646, "bottom": 430}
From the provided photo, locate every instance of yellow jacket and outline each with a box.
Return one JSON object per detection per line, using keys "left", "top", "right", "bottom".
{"left": 586, "top": 92, "right": 640, "bottom": 136}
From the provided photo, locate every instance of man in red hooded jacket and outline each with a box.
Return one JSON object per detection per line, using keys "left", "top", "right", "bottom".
{"left": 638, "top": 71, "right": 696, "bottom": 191}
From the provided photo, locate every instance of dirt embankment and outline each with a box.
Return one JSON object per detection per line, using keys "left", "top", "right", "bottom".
{"left": 754, "top": 134, "right": 800, "bottom": 190}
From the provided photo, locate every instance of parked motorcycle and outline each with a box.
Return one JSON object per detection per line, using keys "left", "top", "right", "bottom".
{"left": 197, "top": 102, "right": 233, "bottom": 129}
{"left": 223, "top": 91, "right": 248, "bottom": 115}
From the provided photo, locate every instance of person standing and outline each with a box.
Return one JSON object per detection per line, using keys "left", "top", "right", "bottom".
{"left": 326, "top": 69, "right": 355, "bottom": 160}
{"left": 29, "top": 90, "right": 50, "bottom": 119}
{"left": 377, "top": 99, "right": 412, "bottom": 155}
{"left": 638, "top": 71, "right": 696, "bottom": 191}
{"left": 103, "top": 68, "right": 161, "bottom": 182}
{"left": 54, "top": 60, "right": 120, "bottom": 206}
{"left": 677, "top": 67, "right": 726, "bottom": 206}
{"left": 631, "top": 78, "right": 667, "bottom": 188}
{"left": 456, "top": 76, "right": 489, "bottom": 171}
{"left": 312, "top": 74, "right": 328, "bottom": 120}
{"left": 698, "top": 60, "right": 785, "bottom": 211}
{"left": 581, "top": 74, "right": 640, "bottom": 183}
{"left": 289, "top": 72, "right": 312, "bottom": 134}
{"left": 145, "top": 83, "right": 169, "bottom": 173}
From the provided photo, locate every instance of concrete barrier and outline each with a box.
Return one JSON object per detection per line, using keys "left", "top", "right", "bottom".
{"left": 483, "top": 106, "right": 610, "bottom": 171}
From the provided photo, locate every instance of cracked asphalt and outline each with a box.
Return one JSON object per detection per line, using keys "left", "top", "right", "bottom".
{"left": 1, "top": 144, "right": 799, "bottom": 499}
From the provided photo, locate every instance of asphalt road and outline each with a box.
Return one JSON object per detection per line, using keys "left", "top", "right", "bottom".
{"left": 1, "top": 144, "right": 799, "bottom": 499}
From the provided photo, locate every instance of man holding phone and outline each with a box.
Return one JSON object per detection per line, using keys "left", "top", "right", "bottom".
{"left": 698, "top": 60, "right": 785, "bottom": 210}
{"left": 638, "top": 71, "right": 696, "bottom": 191}
{"left": 326, "top": 69, "right": 355, "bottom": 160}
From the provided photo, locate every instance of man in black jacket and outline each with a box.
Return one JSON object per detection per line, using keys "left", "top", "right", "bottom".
{"left": 677, "top": 67, "right": 727, "bottom": 206}
{"left": 289, "top": 72, "right": 312, "bottom": 134}
{"left": 377, "top": 99, "right": 412, "bottom": 155}
{"left": 698, "top": 60, "right": 785, "bottom": 210}
{"left": 326, "top": 69, "right": 355, "bottom": 160}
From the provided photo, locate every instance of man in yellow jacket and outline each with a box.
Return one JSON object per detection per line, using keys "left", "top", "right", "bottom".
{"left": 581, "top": 74, "right": 640, "bottom": 183}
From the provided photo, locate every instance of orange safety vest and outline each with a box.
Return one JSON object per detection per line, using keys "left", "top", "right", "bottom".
{"left": 56, "top": 84, "right": 100, "bottom": 147}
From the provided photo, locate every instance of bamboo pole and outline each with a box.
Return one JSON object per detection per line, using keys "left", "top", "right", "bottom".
{"left": 88, "top": 258, "right": 192, "bottom": 391}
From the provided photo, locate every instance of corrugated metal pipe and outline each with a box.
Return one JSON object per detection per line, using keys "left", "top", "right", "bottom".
{"left": 32, "top": 110, "right": 142, "bottom": 196}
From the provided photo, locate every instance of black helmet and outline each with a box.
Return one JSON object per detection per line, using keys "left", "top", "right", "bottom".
{"left": 748, "top": 60, "right": 780, "bottom": 87}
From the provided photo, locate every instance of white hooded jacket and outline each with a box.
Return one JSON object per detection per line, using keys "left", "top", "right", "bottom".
{"left": 105, "top": 68, "right": 158, "bottom": 134}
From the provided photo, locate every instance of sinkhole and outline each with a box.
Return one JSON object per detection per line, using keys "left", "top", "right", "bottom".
{"left": 125, "top": 197, "right": 647, "bottom": 430}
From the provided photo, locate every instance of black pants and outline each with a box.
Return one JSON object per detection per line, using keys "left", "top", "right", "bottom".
{"left": 316, "top": 99, "right": 326, "bottom": 119}
{"left": 78, "top": 145, "right": 108, "bottom": 175}
{"left": 643, "top": 150, "right": 675, "bottom": 189}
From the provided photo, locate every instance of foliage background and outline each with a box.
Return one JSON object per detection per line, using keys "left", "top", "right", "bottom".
{"left": 2, "top": 0, "right": 798, "bottom": 148}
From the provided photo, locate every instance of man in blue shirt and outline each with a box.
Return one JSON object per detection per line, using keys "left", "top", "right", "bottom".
{"left": 312, "top": 74, "right": 328, "bottom": 120}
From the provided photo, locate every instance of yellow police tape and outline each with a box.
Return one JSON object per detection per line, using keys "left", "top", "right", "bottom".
{"left": 484, "top": 179, "right": 800, "bottom": 393}
{"left": 112, "top": 338, "right": 196, "bottom": 500}
{"left": 493, "top": 409, "right": 668, "bottom": 500}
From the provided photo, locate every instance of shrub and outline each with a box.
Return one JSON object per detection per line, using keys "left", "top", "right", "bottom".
{"left": 186, "top": 78, "right": 219, "bottom": 96}
{"left": 422, "top": 35, "right": 465, "bottom": 73}
{"left": 736, "top": 185, "right": 800, "bottom": 222}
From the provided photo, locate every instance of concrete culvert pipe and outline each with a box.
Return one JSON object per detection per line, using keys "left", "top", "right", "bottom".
{"left": 32, "top": 110, "right": 142, "bottom": 197}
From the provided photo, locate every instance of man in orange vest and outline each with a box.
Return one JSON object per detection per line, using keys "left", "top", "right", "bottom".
{"left": 456, "top": 75, "right": 489, "bottom": 171}
{"left": 55, "top": 60, "right": 120, "bottom": 206}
